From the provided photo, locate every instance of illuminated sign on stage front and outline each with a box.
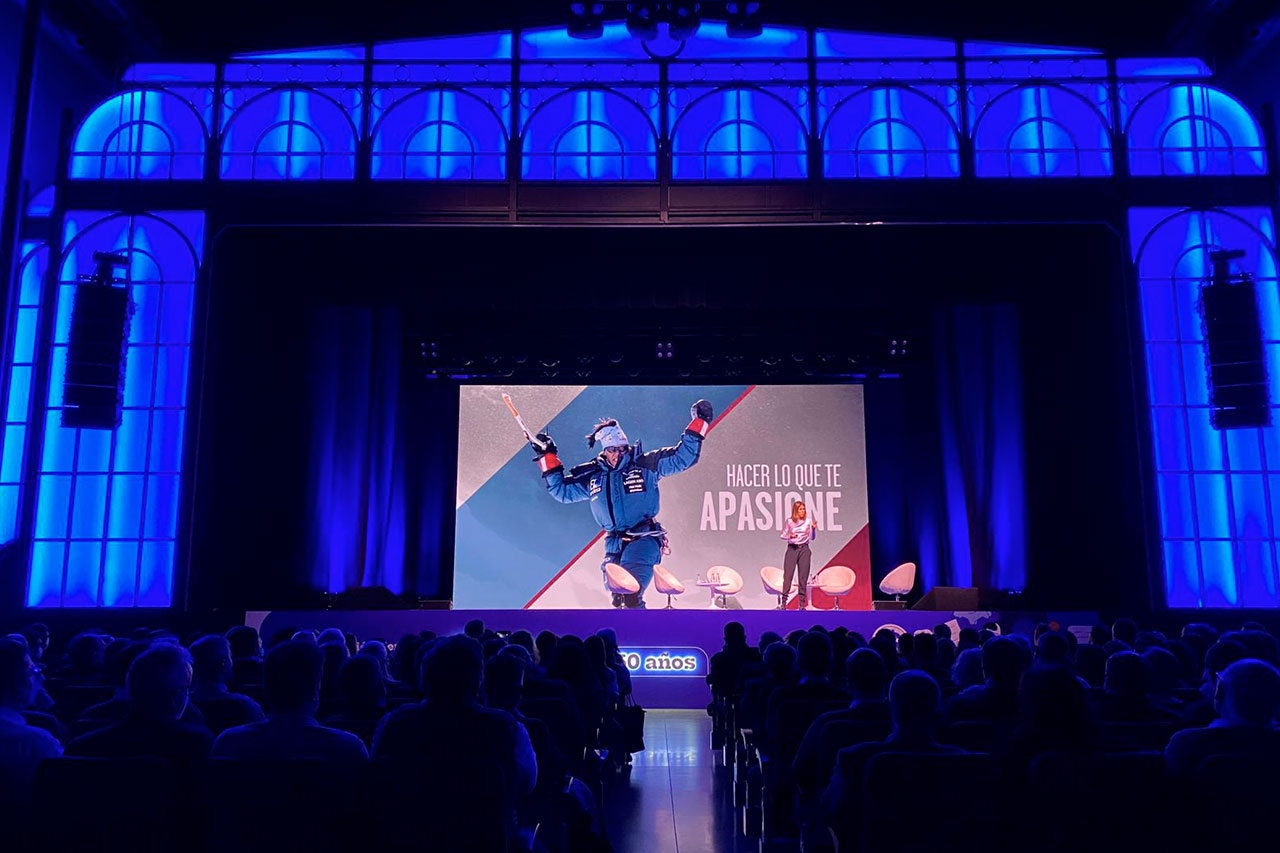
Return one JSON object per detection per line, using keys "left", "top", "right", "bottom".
{"left": 619, "top": 646, "right": 709, "bottom": 677}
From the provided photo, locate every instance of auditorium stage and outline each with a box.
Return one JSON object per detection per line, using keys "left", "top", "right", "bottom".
{"left": 247, "top": 608, "right": 1097, "bottom": 709}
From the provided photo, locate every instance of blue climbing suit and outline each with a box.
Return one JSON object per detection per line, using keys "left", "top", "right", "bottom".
{"left": 540, "top": 425, "right": 706, "bottom": 597}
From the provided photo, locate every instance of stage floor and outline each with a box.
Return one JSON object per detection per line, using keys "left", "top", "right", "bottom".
{"left": 248, "top": 608, "right": 1097, "bottom": 708}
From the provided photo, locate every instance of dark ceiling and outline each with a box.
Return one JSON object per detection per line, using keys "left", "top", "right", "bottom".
{"left": 36, "top": 0, "right": 1280, "bottom": 78}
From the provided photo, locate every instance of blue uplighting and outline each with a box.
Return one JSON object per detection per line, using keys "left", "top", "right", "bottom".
{"left": 25, "top": 211, "right": 204, "bottom": 608}
{"left": 1130, "top": 206, "right": 1280, "bottom": 607}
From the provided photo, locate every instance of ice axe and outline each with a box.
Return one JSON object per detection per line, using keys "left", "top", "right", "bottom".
{"left": 502, "top": 392, "right": 548, "bottom": 451}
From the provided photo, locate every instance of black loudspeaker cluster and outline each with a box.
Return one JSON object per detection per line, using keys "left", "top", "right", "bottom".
{"left": 1199, "top": 249, "right": 1271, "bottom": 430}
{"left": 62, "top": 252, "right": 133, "bottom": 430}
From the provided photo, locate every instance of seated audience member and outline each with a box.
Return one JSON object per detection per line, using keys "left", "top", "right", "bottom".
{"left": 820, "top": 671, "right": 961, "bottom": 850}
{"left": 189, "top": 635, "right": 264, "bottom": 735}
{"left": 765, "top": 632, "right": 851, "bottom": 757}
{"left": 956, "top": 628, "right": 981, "bottom": 652}
{"left": 225, "top": 625, "right": 264, "bottom": 688}
{"left": 67, "top": 644, "right": 212, "bottom": 767}
{"left": 357, "top": 640, "right": 393, "bottom": 683}
{"left": 1166, "top": 658, "right": 1280, "bottom": 777}
{"left": 1098, "top": 651, "right": 1180, "bottom": 724}
{"left": 945, "top": 636, "right": 1028, "bottom": 723}
{"left": 58, "top": 632, "right": 106, "bottom": 685}
{"left": 323, "top": 655, "right": 387, "bottom": 748}
{"left": 464, "top": 619, "right": 485, "bottom": 640}
{"left": 793, "top": 648, "right": 890, "bottom": 797}
{"left": 212, "top": 640, "right": 367, "bottom": 766}
{"left": 1001, "top": 664, "right": 1096, "bottom": 782}
{"left": 595, "top": 628, "right": 633, "bottom": 700}
{"left": 534, "top": 631, "right": 558, "bottom": 675}
{"left": 1143, "top": 646, "right": 1188, "bottom": 717}
{"left": 1075, "top": 644, "right": 1107, "bottom": 689}
{"left": 77, "top": 640, "right": 150, "bottom": 723}
{"left": 0, "top": 639, "right": 62, "bottom": 815}
{"left": 318, "top": 640, "right": 349, "bottom": 716}
{"left": 550, "top": 640, "right": 606, "bottom": 733}
{"left": 372, "top": 636, "right": 536, "bottom": 827}
{"left": 741, "top": 641, "right": 797, "bottom": 734}
{"left": 19, "top": 624, "right": 50, "bottom": 665}
{"left": 1112, "top": 618, "right": 1139, "bottom": 648}
{"left": 732, "top": 631, "right": 781, "bottom": 698}
{"left": 708, "top": 621, "right": 758, "bottom": 699}
{"left": 952, "top": 648, "right": 985, "bottom": 690}
{"left": 486, "top": 653, "right": 566, "bottom": 795}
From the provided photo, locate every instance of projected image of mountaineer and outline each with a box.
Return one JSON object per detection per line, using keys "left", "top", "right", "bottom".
{"left": 529, "top": 400, "right": 714, "bottom": 609}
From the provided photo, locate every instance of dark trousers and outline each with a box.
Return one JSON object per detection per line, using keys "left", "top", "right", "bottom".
{"left": 782, "top": 543, "right": 812, "bottom": 599}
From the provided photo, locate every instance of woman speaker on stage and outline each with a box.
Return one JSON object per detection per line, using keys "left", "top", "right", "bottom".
{"left": 779, "top": 501, "right": 817, "bottom": 609}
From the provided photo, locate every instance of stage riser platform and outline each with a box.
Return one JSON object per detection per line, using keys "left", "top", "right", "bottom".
{"left": 248, "top": 609, "right": 1096, "bottom": 709}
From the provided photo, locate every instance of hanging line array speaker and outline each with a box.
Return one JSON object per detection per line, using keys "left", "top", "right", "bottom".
{"left": 62, "top": 252, "right": 133, "bottom": 429}
{"left": 1199, "top": 249, "right": 1270, "bottom": 430}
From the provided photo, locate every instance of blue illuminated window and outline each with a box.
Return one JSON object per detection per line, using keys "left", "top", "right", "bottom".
{"left": 821, "top": 86, "right": 960, "bottom": 178}
{"left": 1123, "top": 84, "right": 1267, "bottom": 176}
{"left": 221, "top": 56, "right": 364, "bottom": 180}
{"left": 371, "top": 89, "right": 509, "bottom": 180}
{"left": 1130, "top": 206, "right": 1280, "bottom": 607}
{"left": 0, "top": 242, "right": 49, "bottom": 543}
{"left": 28, "top": 211, "right": 204, "bottom": 608}
{"left": 669, "top": 86, "right": 808, "bottom": 179}
{"left": 521, "top": 88, "right": 659, "bottom": 180}
{"left": 70, "top": 90, "right": 208, "bottom": 180}
{"left": 971, "top": 85, "right": 1112, "bottom": 177}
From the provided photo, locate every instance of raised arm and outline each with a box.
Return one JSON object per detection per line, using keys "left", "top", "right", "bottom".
{"left": 636, "top": 399, "right": 713, "bottom": 479}
{"left": 533, "top": 432, "right": 592, "bottom": 503}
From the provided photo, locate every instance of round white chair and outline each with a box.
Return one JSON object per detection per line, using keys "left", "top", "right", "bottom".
{"left": 603, "top": 563, "right": 641, "bottom": 599}
{"left": 697, "top": 566, "right": 743, "bottom": 609}
{"left": 759, "top": 566, "right": 788, "bottom": 609}
{"left": 879, "top": 561, "right": 917, "bottom": 601}
{"left": 652, "top": 565, "right": 686, "bottom": 610}
{"left": 815, "top": 565, "right": 856, "bottom": 610}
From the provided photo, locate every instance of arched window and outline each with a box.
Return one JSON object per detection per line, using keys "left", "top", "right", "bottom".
{"left": 220, "top": 88, "right": 359, "bottom": 180}
{"left": 669, "top": 87, "right": 808, "bottom": 180}
{"left": 28, "top": 211, "right": 204, "bottom": 608}
{"left": 0, "top": 242, "right": 49, "bottom": 543}
{"left": 822, "top": 86, "right": 960, "bottom": 178}
{"left": 972, "top": 85, "right": 1112, "bottom": 177}
{"left": 1125, "top": 84, "right": 1267, "bottom": 176}
{"left": 70, "top": 90, "right": 207, "bottom": 180}
{"left": 371, "top": 89, "right": 508, "bottom": 180}
{"left": 1129, "top": 206, "right": 1280, "bottom": 608}
{"left": 521, "top": 88, "right": 658, "bottom": 180}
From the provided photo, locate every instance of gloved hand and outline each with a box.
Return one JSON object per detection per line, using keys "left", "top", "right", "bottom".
{"left": 691, "top": 400, "right": 714, "bottom": 423}
{"left": 532, "top": 432, "right": 557, "bottom": 458}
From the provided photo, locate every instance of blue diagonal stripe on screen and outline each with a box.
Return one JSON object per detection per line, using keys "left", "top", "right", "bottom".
{"left": 453, "top": 385, "right": 749, "bottom": 608}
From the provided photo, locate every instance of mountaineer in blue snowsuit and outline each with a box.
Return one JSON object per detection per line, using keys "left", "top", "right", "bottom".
{"left": 531, "top": 400, "right": 714, "bottom": 609}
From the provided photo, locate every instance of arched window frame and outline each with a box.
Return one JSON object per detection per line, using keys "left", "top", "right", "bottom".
{"left": 369, "top": 86, "right": 510, "bottom": 180}
{"left": 969, "top": 82, "right": 1114, "bottom": 177}
{"left": 1123, "top": 83, "right": 1268, "bottom": 177}
{"left": 519, "top": 86, "right": 660, "bottom": 181}
{"left": 70, "top": 88, "right": 209, "bottom": 180}
{"left": 668, "top": 84, "right": 810, "bottom": 180}
{"left": 819, "top": 83, "right": 962, "bottom": 178}
{"left": 219, "top": 86, "right": 362, "bottom": 180}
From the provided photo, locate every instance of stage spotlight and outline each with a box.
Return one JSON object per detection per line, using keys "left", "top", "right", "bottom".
{"left": 568, "top": 2, "right": 606, "bottom": 39}
{"left": 626, "top": 2, "right": 660, "bottom": 40}
{"left": 726, "top": 1, "right": 762, "bottom": 38}
{"left": 667, "top": 1, "right": 701, "bottom": 40}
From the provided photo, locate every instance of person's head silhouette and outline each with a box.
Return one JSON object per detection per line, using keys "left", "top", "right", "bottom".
{"left": 190, "top": 635, "right": 234, "bottom": 688}
{"left": 264, "top": 640, "right": 324, "bottom": 717}
{"left": 1215, "top": 659, "right": 1280, "bottom": 726}
{"left": 0, "top": 638, "right": 38, "bottom": 710}
{"left": 1104, "top": 651, "right": 1152, "bottom": 699}
{"left": 421, "top": 636, "right": 484, "bottom": 706}
{"left": 887, "top": 670, "right": 941, "bottom": 736}
{"left": 485, "top": 653, "right": 525, "bottom": 713}
{"left": 764, "top": 641, "right": 797, "bottom": 681}
{"left": 225, "top": 625, "right": 261, "bottom": 660}
{"left": 797, "top": 631, "right": 834, "bottom": 679}
{"left": 127, "top": 644, "right": 192, "bottom": 722}
{"left": 845, "top": 648, "right": 888, "bottom": 701}
{"left": 724, "top": 621, "right": 747, "bottom": 647}
{"left": 338, "top": 654, "right": 386, "bottom": 716}
{"left": 982, "top": 636, "right": 1028, "bottom": 687}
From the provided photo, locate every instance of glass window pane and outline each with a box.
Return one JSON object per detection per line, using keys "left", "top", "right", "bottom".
{"left": 143, "top": 474, "right": 180, "bottom": 538}
{"left": 1163, "top": 539, "right": 1200, "bottom": 608}
{"left": 27, "top": 541, "right": 66, "bottom": 607}
{"left": 1198, "top": 539, "right": 1238, "bottom": 607}
{"left": 63, "top": 541, "right": 103, "bottom": 607}
{"left": 70, "top": 474, "right": 108, "bottom": 538}
{"left": 138, "top": 540, "right": 174, "bottom": 606}
{"left": 34, "top": 474, "right": 71, "bottom": 538}
{"left": 108, "top": 474, "right": 145, "bottom": 539}
{"left": 102, "top": 541, "right": 139, "bottom": 607}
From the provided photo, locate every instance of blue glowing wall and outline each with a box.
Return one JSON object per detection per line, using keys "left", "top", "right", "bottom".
{"left": 26, "top": 211, "right": 204, "bottom": 607}
{"left": 1131, "top": 208, "right": 1280, "bottom": 607}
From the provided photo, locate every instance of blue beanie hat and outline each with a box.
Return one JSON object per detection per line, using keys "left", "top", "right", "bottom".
{"left": 587, "top": 419, "right": 629, "bottom": 449}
